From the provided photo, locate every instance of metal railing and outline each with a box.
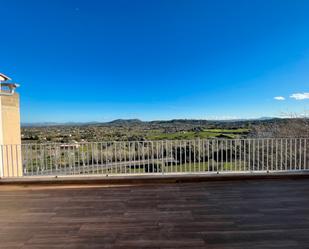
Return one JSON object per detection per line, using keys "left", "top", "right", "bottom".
{"left": 1, "top": 138, "right": 308, "bottom": 177}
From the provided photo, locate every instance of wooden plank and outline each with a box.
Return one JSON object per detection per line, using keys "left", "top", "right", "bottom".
{"left": 0, "top": 179, "right": 308, "bottom": 248}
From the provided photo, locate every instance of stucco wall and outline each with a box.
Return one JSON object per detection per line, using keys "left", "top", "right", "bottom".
{"left": 0, "top": 93, "right": 22, "bottom": 177}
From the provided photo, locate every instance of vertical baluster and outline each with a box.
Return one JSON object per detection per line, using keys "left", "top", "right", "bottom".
{"left": 166, "top": 141, "right": 173, "bottom": 173}
{"left": 43, "top": 144, "right": 46, "bottom": 175}
{"left": 141, "top": 141, "right": 144, "bottom": 174}
{"left": 225, "top": 139, "right": 228, "bottom": 172}
{"left": 202, "top": 139, "right": 205, "bottom": 172}
{"left": 68, "top": 145, "right": 71, "bottom": 175}
{"left": 284, "top": 138, "right": 287, "bottom": 171}
{"left": 128, "top": 141, "right": 131, "bottom": 174}
{"left": 262, "top": 139, "right": 265, "bottom": 171}
{"left": 173, "top": 141, "right": 177, "bottom": 173}
{"left": 169, "top": 140, "right": 172, "bottom": 173}
{"left": 237, "top": 139, "right": 242, "bottom": 171}
{"left": 294, "top": 138, "right": 297, "bottom": 171}
{"left": 275, "top": 139, "right": 278, "bottom": 171}
{"left": 164, "top": 140, "right": 167, "bottom": 175}
{"left": 299, "top": 138, "right": 302, "bottom": 171}
{"left": 256, "top": 139, "right": 259, "bottom": 171}
{"left": 35, "top": 144, "right": 38, "bottom": 175}
{"left": 188, "top": 140, "right": 192, "bottom": 172}
{"left": 269, "top": 138, "right": 274, "bottom": 170}
{"left": 120, "top": 142, "right": 123, "bottom": 174}
{"left": 202, "top": 139, "right": 204, "bottom": 172}
{"left": 90, "top": 143, "right": 93, "bottom": 174}
{"left": 119, "top": 142, "right": 127, "bottom": 174}
{"left": 176, "top": 140, "right": 179, "bottom": 173}
{"left": 229, "top": 139, "right": 231, "bottom": 172}
{"left": 133, "top": 141, "right": 136, "bottom": 174}
{"left": 252, "top": 139, "right": 255, "bottom": 172}
{"left": 80, "top": 143, "right": 83, "bottom": 175}
{"left": 184, "top": 140, "right": 187, "bottom": 172}
{"left": 96, "top": 143, "right": 98, "bottom": 174}
{"left": 266, "top": 139, "right": 269, "bottom": 172}
{"left": 280, "top": 139, "right": 283, "bottom": 171}
{"left": 234, "top": 140, "right": 237, "bottom": 171}
{"left": 114, "top": 142, "right": 117, "bottom": 175}
{"left": 151, "top": 141, "right": 154, "bottom": 173}
{"left": 77, "top": 143, "right": 80, "bottom": 175}
{"left": 117, "top": 141, "right": 120, "bottom": 174}
{"left": 72, "top": 143, "right": 75, "bottom": 175}
{"left": 48, "top": 144, "right": 51, "bottom": 175}
{"left": 148, "top": 141, "right": 151, "bottom": 173}
{"left": 289, "top": 138, "right": 291, "bottom": 171}
{"left": 136, "top": 141, "right": 139, "bottom": 174}
{"left": 161, "top": 141, "right": 163, "bottom": 175}
{"left": 211, "top": 140, "right": 213, "bottom": 172}
{"left": 242, "top": 139, "right": 245, "bottom": 171}
{"left": 193, "top": 140, "right": 196, "bottom": 172}
{"left": 207, "top": 140, "right": 210, "bottom": 172}
{"left": 220, "top": 140, "right": 223, "bottom": 172}
{"left": 156, "top": 141, "right": 159, "bottom": 173}
{"left": 99, "top": 142, "right": 103, "bottom": 175}
{"left": 67, "top": 145, "right": 70, "bottom": 175}
{"left": 256, "top": 139, "right": 258, "bottom": 171}
{"left": 58, "top": 144, "right": 61, "bottom": 175}
{"left": 248, "top": 139, "right": 251, "bottom": 172}
{"left": 198, "top": 139, "right": 201, "bottom": 172}
{"left": 304, "top": 139, "right": 307, "bottom": 170}
{"left": 215, "top": 140, "right": 218, "bottom": 173}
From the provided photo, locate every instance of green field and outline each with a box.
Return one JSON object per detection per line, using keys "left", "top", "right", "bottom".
{"left": 163, "top": 161, "right": 247, "bottom": 173}
{"left": 146, "top": 128, "right": 250, "bottom": 140}
{"left": 103, "top": 161, "right": 247, "bottom": 174}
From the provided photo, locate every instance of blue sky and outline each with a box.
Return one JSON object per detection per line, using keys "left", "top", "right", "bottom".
{"left": 1, "top": 0, "right": 309, "bottom": 122}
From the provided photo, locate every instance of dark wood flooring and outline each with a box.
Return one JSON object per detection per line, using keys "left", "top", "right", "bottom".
{"left": 1, "top": 179, "right": 309, "bottom": 249}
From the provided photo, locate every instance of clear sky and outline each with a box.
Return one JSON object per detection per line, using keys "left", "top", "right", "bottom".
{"left": 1, "top": 0, "right": 309, "bottom": 122}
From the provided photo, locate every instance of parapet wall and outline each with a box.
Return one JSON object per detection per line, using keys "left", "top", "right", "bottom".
{"left": 0, "top": 93, "right": 22, "bottom": 177}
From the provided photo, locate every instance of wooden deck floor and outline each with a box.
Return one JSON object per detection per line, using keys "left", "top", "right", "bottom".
{"left": 0, "top": 179, "right": 309, "bottom": 249}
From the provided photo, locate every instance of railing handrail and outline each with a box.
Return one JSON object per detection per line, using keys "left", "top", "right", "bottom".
{"left": 17, "top": 137, "right": 309, "bottom": 147}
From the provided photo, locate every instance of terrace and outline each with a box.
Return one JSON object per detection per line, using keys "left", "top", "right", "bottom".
{"left": 0, "top": 138, "right": 309, "bottom": 248}
{"left": 1, "top": 77, "right": 309, "bottom": 248}
{"left": 1, "top": 177, "right": 309, "bottom": 248}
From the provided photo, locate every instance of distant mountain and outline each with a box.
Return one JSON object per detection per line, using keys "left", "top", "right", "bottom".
{"left": 257, "top": 117, "right": 278, "bottom": 120}
{"left": 106, "top": 119, "right": 144, "bottom": 126}
{"left": 21, "top": 117, "right": 280, "bottom": 127}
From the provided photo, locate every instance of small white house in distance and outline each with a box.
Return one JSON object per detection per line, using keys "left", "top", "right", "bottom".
{"left": 60, "top": 141, "right": 80, "bottom": 149}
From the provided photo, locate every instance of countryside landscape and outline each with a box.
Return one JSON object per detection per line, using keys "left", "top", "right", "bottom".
{"left": 21, "top": 117, "right": 308, "bottom": 143}
{"left": 20, "top": 117, "right": 308, "bottom": 176}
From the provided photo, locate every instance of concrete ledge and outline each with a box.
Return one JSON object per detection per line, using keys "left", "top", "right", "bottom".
{"left": 1, "top": 171, "right": 309, "bottom": 186}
